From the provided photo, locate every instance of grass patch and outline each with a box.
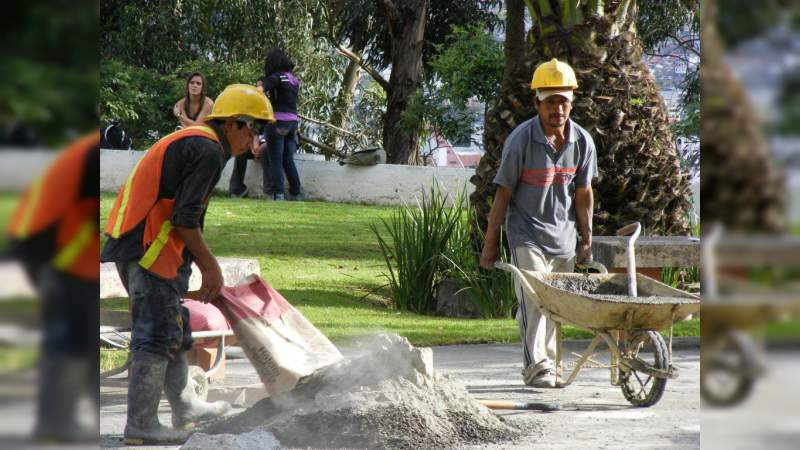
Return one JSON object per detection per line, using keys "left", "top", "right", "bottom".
{"left": 764, "top": 319, "right": 800, "bottom": 339}
{"left": 100, "top": 348, "right": 130, "bottom": 373}
{"left": 0, "top": 348, "right": 37, "bottom": 374}
{"left": 100, "top": 193, "right": 700, "bottom": 347}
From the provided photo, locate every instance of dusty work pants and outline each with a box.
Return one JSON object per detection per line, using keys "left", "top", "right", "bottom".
{"left": 116, "top": 261, "right": 193, "bottom": 359}
{"left": 511, "top": 246, "right": 575, "bottom": 378}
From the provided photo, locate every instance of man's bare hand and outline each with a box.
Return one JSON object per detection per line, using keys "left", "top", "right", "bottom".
{"left": 577, "top": 240, "right": 592, "bottom": 264}
{"left": 480, "top": 244, "right": 499, "bottom": 270}
{"left": 198, "top": 262, "right": 224, "bottom": 303}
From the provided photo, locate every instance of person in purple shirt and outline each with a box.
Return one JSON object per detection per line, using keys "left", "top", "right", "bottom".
{"left": 257, "top": 48, "right": 302, "bottom": 201}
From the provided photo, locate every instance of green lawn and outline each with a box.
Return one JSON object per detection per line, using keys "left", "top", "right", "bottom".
{"left": 100, "top": 193, "right": 700, "bottom": 347}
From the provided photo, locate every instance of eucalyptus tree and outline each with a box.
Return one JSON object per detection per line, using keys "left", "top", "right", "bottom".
{"left": 100, "top": 0, "right": 344, "bottom": 144}
{"left": 318, "top": 0, "right": 498, "bottom": 164}
{"left": 700, "top": 0, "right": 785, "bottom": 232}
{"left": 472, "top": 0, "right": 695, "bottom": 237}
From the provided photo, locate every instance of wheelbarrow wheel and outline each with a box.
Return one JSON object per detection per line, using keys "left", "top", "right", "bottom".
{"left": 620, "top": 330, "right": 668, "bottom": 407}
{"left": 188, "top": 365, "right": 209, "bottom": 401}
{"left": 700, "top": 331, "right": 758, "bottom": 407}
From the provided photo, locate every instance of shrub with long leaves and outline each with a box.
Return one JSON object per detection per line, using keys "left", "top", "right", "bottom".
{"left": 372, "top": 185, "right": 464, "bottom": 314}
{"left": 444, "top": 208, "right": 516, "bottom": 319}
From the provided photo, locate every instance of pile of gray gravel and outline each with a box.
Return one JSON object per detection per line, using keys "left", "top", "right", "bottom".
{"left": 202, "top": 333, "right": 522, "bottom": 449}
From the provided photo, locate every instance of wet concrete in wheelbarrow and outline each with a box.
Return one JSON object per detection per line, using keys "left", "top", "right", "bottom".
{"left": 546, "top": 277, "right": 697, "bottom": 304}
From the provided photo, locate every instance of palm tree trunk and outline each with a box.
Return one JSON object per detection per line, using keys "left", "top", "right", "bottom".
{"left": 700, "top": 0, "right": 785, "bottom": 232}
{"left": 473, "top": 0, "right": 693, "bottom": 236}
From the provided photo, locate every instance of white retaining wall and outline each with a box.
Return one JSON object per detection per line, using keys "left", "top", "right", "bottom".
{"left": 99, "top": 149, "right": 475, "bottom": 206}
{"left": 1, "top": 149, "right": 704, "bottom": 218}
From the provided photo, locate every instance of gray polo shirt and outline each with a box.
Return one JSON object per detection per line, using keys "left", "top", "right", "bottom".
{"left": 493, "top": 116, "right": 597, "bottom": 258}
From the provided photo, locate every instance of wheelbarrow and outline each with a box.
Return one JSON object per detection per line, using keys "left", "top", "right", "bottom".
{"left": 700, "top": 224, "right": 800, "bottom": 406}
{"left": 495, "top": 222, "right": 700, "bottom": 407}
{"left": 100, "top": 289, "right": 235, "bottom": 401}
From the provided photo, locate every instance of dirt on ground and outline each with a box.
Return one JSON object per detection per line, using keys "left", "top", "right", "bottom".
{"left": 201, "top": 333, "right": 523, "bottom": 449}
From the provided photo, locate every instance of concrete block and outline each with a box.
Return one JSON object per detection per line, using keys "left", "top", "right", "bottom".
{"left": 100, "top": 257, "right": 260, "bottom": 299}
{"left": 592, "top": 236, "right": 700, "bottom": 268}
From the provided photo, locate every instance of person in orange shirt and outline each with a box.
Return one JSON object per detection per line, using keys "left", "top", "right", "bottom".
{"left": 102, "top": 84, "right": 274, "bottom": 445}
{"left": 6, "top": 133, "right": 100, "bottom": 444}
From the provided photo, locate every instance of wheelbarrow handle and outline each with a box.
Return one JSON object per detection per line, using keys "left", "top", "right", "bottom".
{"left": 575, "top": 259, "right": 609, "bottom": 274}
{"left": 616, "top": 222, "right": 642, "bottom": 237}
{"left": 615, "top": 221, "right": 641, "bottom": 297}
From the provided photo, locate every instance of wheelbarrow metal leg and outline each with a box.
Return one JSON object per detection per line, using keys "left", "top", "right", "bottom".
{"left": 563, "top": 334, "right": 602, "bottom": 387}
{"left": 610, "top": 330, "right": 620, "bottom": 385}
{"left": 556, "top": 322, "right": 563, "bottom": 384}
{"left": 597, "top": 331, "right": 622, "bottom": 386}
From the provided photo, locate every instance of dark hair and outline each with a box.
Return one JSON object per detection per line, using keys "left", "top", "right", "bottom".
{"left": 183, "top": 72, "right": 207, "bottom": 117}
{"left": 263, "top": 48, "right": 295, "bottom": 76}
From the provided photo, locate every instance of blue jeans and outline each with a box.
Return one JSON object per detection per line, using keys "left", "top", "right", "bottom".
{"left": 116, "top": 261, "right": 193, "bottom": 359}
{"left": 266, "top": 121, "right": 301, "bottom": 197}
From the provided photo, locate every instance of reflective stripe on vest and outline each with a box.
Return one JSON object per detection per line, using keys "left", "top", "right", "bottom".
{"left": 139, "top": 220, "right": 173, "bottom": 271}
{"left": 12, "top": 177, "right": 45, "bottom": 239}
{"left": 53, "top": 219, "right": 96, "bottom": 271}
{"left": 104, "top": 124, "right": 218, "bottom": 278}
{"left": 111, "top": 159, "right": 142, "bottom": 238}
{"left": 108, "top": 125, "right": 215, "bottom": 239}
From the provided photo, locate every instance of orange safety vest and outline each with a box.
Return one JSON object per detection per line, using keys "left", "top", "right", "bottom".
{"left": 7, "top": 132, "right": 100, "bottom": 280}
{"left": 104, "top": 125, "right": 220, "bottom": 279}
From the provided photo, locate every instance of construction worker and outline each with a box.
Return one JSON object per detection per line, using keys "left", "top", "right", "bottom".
{"left": 101, "top": 84, "right": 275, "bottom": 445}
{"left": 480, "top": 59, "right": 597, "bottom": 388}
{"left": 6, "top": 133, "right": 100, "bottom": 444}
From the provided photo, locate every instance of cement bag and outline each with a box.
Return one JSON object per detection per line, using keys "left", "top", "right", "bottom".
{"left": 214, "top": 274, "right": 342, "bottom": 395}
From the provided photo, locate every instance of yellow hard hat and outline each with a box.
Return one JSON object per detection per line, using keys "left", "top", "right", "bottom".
{"left": 204, "top": 84, "right": 276, "bottom": 122}
{"left": 530, "top": 58, "right": 579, "bottom": 90}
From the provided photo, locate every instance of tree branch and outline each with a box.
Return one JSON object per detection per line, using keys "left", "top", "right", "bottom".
{"left": 298, "top": 133, "right": 347, "bottom": 158}
{"left": 665, "top": 32, "right": 701, "bottom": 57}
{"left": 380, "top": 0, "right": 400, "bottom": 25}
{"left": 643, "top": 50, "right": 694, "bottom": 66}
{"left": 336, "top": 44, "right": 391, "bottom": 92}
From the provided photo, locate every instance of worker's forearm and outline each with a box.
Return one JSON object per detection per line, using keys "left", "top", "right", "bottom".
{"left": 485, "top": 187, "right": 511, "bottom": 247}
{"left": 174, "top": 226, "right": 218, "bottom": 270}
{"left": 575, "top": 188, "right": 593, "bottom": 244}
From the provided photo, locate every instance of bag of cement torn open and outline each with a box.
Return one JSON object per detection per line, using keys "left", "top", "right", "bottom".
{"left": 214, "top": 274, "right": 342, "bottom": 395}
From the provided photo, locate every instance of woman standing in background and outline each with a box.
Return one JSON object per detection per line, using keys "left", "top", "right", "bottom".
{"left": 259, "top": 48, "right": 301, "bottom": 201}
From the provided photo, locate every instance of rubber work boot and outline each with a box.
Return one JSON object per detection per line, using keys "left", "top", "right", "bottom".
{"left": 32, "top": 355, "right": 99, "bottom": 444}
{"left": 165, "top": 351, "right": 231, "bottom": 429}
{"left": 124, "top": 352, "right": 191, "bottom": 445}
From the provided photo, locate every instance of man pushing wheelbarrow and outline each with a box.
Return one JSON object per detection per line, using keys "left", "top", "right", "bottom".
{"left": 479, "top": 60, "right": 699, "bottom": 407}
{"left": 480, "top": 58, "right": 597, "bottom": 389}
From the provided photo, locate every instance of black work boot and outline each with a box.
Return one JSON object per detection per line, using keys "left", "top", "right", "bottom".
{"left": 123, "top": 351, "right": 191, "bottom": 445}
{"left": 164, "top": 351, "right": 231, "bottom": 429}
{"left": 33, "top": 355, "right": 98, "bottom": 444}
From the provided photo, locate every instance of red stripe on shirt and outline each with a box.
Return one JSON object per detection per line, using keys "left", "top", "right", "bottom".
{"left": 520, "top": 167, "right": 576, "bottom": 187}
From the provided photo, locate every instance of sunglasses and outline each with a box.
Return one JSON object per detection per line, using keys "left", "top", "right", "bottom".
{"left": 236, "top": 117, "right": 267, "bottom": 135}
